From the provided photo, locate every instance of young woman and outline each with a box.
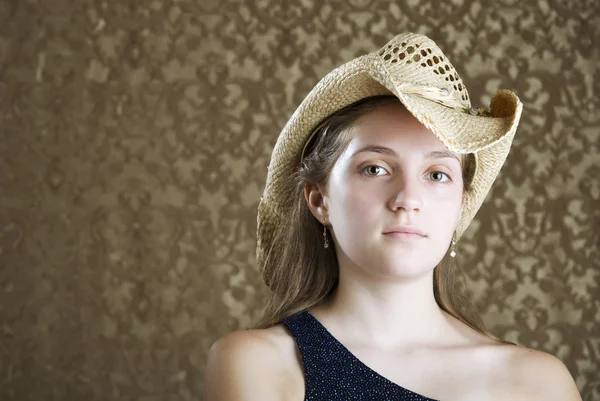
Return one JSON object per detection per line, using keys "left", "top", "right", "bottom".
{"left": 204, "top": 33, "right": 581, "bottom": 401}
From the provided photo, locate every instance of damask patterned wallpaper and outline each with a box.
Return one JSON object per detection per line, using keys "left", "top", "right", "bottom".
{"left": 0, "top": 0, "right": 598, "bottom": 400}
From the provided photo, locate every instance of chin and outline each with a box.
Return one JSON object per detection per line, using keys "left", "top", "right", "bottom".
{"left": 373, "top": 258, "right": 434, "bottom": 280}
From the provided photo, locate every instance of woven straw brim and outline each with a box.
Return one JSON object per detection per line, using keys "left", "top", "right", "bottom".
{"left": 257, "top": 42, "right": 522, "bottom": 271}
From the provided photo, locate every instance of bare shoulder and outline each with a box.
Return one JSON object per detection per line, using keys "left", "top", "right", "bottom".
{"left": 204, "top": 324, "right": 303, "bottom": 401}
{"left": 501, "top": 345, "right": 582, "bottom": 401}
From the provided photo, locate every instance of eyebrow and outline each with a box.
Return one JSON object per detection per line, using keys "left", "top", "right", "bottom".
{"left": 350, "top": 145, "right": 461, "bottom": 163}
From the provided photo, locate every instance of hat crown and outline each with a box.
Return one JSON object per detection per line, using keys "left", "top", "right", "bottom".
{"left": 375, "top": 33, "right": 472, "bottom": 110}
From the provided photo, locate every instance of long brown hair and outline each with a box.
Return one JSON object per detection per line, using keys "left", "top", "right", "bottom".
{"left": 253, "top": 95, "right": 510, "bottom": 344}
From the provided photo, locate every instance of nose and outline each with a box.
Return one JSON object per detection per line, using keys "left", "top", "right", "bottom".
{"left": 389, "top": 174, "right": 423, "bottom": 212}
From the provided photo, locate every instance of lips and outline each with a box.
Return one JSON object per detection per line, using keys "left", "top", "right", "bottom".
{"left": 383, "top": 226, "right": 426, "bottom": 237}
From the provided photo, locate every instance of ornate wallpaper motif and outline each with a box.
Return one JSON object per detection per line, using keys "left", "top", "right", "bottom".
{"left": 0, "top": 0, "right": 597, "bottom": 399}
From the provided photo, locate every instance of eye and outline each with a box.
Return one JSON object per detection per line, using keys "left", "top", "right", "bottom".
{"left": 427, "top": 171, "right": 451, "bottom": 182}
{"left": 361, "top": 165, "right": 388, "bottom": 176}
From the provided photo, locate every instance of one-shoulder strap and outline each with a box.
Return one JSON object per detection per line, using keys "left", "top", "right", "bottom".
{"left": 282, "top": 310, "right": 440, "bottom": 401}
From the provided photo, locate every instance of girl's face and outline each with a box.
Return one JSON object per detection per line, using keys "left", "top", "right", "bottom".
{"left": 320, "top": 103, "right": 465, "bottom": 279}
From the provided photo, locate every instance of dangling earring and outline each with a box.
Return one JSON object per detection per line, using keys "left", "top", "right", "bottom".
{"left": 450, "top": 232, "right": 457, "bottom": 258}
{"left": 322, "top": 222, "right": 329, "bottom": 249}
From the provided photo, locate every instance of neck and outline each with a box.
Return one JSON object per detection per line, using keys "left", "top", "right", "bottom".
{"left": 310, "top": 263, "right": 453, "bottom": 349}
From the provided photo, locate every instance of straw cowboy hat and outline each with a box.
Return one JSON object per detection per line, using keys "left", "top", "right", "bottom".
{"left": 256, "top": 32, "right": 523, "bottom": 269}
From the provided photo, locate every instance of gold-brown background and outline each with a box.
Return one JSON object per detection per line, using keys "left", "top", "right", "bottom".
{"left": 0, "top": 0, "right": 598, "bottom": 400}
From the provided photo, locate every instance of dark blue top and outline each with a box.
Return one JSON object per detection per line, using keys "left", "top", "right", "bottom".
{"left": 282, "top": 309, "right": 439, "bottom": 401}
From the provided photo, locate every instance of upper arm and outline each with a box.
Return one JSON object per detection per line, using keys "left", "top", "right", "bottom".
{"left": 518, "top": 349, "right": 582, "bottom": 401}
{"left": 203, "top": 331, "right": 285, "bottom": 401}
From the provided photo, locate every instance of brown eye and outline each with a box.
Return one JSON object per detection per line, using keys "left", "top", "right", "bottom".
{"left": 428, "top": 171, "right": 450, "bottom": 182}
{"left": 362, "top": 166, "right": 387, "bottom": 176}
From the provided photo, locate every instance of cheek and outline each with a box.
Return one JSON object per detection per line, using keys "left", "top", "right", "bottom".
{"left": 333, "top": 189, "right": 374, "bottom": 228}
{"left": 329, "top": 178, "right": 381, "bottom": 228}
{"left": 426, "top": 188, "right": 463, "bottom": 231}
{"left": 340, "top": 178, "right": 386, "bottom": 212}
{"left": 431, "top": 188, "right": 462, "bottom": 209}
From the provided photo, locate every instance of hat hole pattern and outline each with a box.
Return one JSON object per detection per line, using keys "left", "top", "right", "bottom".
{"left": 378, "top": 38, "right": 470, "bottom": 105}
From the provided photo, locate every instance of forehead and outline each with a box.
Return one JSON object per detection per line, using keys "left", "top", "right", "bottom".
{"left": 345, "top": 103, "right": 454, "bottom": 155}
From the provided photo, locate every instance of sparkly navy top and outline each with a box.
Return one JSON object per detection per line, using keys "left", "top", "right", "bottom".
{"left": 282, "top": 310, "right": 439, "bottom": 401}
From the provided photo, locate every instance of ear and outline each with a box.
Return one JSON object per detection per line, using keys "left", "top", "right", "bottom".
{"left": 303, "top": 183, "right": 329, "bottom": 224}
